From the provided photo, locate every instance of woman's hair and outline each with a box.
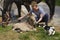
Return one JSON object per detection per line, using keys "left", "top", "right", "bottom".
{"left": 31, "top": 1, "right": 37, "bottom": 7}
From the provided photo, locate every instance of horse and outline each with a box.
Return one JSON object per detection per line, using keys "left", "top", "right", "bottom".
{"left": 2, "top": 0, "right": 55, "bottom": 23}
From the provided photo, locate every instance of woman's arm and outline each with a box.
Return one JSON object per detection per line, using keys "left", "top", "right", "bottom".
{"left": 36, "top": 7, "right": 45, "bottom": 23}
{"left": 37, "top": 13, "right": 44, "bottom": 23}
{"left": 18, "top": 12, "right": 31, "bottom": 20}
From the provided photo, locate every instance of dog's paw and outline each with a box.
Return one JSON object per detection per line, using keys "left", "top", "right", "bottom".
{"left": 52, "top": 31, "right": 55, "bottom": 35}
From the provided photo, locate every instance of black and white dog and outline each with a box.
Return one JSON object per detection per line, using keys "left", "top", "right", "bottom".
{"left": 43, "top": 25, "right": 55, "bottom": 36}
{"left": 40, "top": 24, "right": 55, "bottom": 36}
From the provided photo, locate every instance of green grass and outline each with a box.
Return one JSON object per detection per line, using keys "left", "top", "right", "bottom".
{"left": 0, "top": 26, "right": 60, "bottom": 40}
{"left": 0, "top": 26, "right": 12, "bottom": 33}
{"left": 56, "top": 0, "right": 60, "bottom": 6}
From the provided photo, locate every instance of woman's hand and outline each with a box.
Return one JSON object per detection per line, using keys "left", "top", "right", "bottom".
{"left": 35, "top": 21, "right": 39, "bottom": 24}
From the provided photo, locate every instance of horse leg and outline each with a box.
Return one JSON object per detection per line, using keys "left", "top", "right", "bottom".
{"left": 17, "top": 5, "right": 21, "bottom": 17}
{"left": 2, "top": 0, "right": 12, "bottom": 27}
{"left": 24, "top": 4, "right": 30, "bottom": 12}
{"left": 45, "top": 0, "right": 55, "bottom": 20}
{"left": 7, "top": 2, "right": 13, "bottom": 21}
{"left": 15, "top": 2, "right": 21, "bottom": 18}
{"left": 2, "top": 0, "right": 10, "bottom": 22}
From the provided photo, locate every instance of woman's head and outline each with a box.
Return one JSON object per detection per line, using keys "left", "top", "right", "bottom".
{"left": 31, "top": 1, "right": 38, "bottom": 11}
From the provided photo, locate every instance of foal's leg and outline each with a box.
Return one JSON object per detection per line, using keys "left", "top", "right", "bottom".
{"left": 24, "top": 3, "right": 30, "bottom": 12}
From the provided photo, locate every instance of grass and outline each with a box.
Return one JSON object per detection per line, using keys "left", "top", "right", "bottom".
{"left": 56, "top": 0, "right": 60, "bottom": 6}
{"left": 0, "top": 26, "right": 60, "bottom": 40}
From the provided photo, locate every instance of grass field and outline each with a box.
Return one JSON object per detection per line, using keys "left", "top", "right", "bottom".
{"left": 0, "top": 25, "right": 60, "bottom": 40}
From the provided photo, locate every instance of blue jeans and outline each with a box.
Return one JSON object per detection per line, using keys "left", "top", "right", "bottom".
{"left": 35, "top": 14, "right": 49, "bottom": 25}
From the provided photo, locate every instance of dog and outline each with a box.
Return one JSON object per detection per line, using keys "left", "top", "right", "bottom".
{"left": 43, "top": 25, "right": 55, "bottom": 36}
{"left": 40, "top": 24, "right": 55, "bottom": 36}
